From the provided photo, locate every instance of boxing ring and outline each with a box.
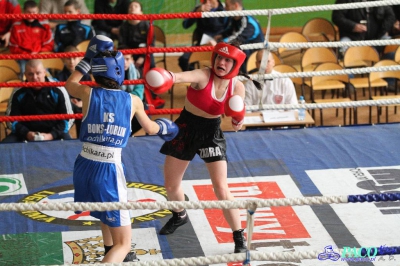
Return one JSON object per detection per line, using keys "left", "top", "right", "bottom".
{"left": 2, "top": 125, "right": 400, "bottom": 265}
{"left": 2, "top": 1, "right": 400, "bottom": 265}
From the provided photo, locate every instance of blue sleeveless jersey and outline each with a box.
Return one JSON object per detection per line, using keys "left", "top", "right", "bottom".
{"left": 80, "top": 88, "right": 132, "bottom": 147}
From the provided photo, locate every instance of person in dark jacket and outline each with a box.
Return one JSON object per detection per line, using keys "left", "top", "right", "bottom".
{"left": 54, "top": 0, "right": 95, "bottom": 52}
{"left": 56, "top": 45, "right": 92, "bottom": 136}
{"left": 118, "top": 0, "right": 155, "bottom": 74}
{"left": 332, "top": 0, "right": 396, "bottom": 55}
{"left": 389, "top": 5, "right": 400, "bottom": 36}
{"left": 178, "top": 0, "right": 228, "bottom": 71}
{"left": 91, "top": 0, "right": 130, "bottom": 41}
{"left": 3, "top": 60, "right": 73, "bottom": 143}
{"left": 212, "top": 0, "right": 264, "bottom": 74}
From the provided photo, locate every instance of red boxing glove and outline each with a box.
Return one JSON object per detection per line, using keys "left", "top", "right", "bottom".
{"left": 224, "top": 95, "right": 245, "bottom": 126}
{"left": 145, "top": 67, "right": 175, "bottom": 95}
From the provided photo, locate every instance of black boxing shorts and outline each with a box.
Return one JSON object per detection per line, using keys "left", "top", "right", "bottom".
{"left": 160, "top": 108, "right": 227, "bottom": 163}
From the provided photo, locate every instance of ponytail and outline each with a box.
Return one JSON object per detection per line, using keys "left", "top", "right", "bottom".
{"left": 239, "top": 72, "right": 262, "bottom": 90}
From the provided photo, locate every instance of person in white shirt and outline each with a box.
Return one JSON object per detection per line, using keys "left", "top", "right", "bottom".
{"left": 244, "top": 50, "right": 298, "bottom": 106}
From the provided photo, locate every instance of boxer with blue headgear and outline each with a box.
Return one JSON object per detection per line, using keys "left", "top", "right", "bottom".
{"left": 64, "top": 35, "right": 178, "bottom": 263}
{"left": 91, "top": 50, "right": 125, "bottom": 87}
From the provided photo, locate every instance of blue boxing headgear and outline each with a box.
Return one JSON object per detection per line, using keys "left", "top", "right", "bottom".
{"left": 91, "top": 51, "right": 125, "bottom": 86}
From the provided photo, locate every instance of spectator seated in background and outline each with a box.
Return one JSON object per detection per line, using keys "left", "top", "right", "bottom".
{"left": 56, "top": 46, "right": 92, "bottom": 83}
{"left": 120, "top": 51, "right": 147, "bottom": 136}
{"left": 2, "top": 59, "right": 73, "bottom": 143}
{"left": 120, "top": 51, "right": 144, "bottom": 102}
{"left": 56, "top": 45, "right": 92, "bottom": 136}
{"left": 9, "top": 0, "right": 54, "bottom": 78}
{"left": 212, "top": 0, "right": 265, "bottom": 74}
{"left": 332, "top": 0, "right": 396, "bottom": 57}
{"left": 54, "top": 0, "right": 95, "bottom": 52}
{"left": 244, "top": 50, "right": 298, "bottom": 107}
{"left": 178, "top": 0, "right": 227, "bottom": 71}
{"left": 0, "top": 0, "right": 21, "bottom": 50}
{"left": 39, "top": 0, "right": 91, "bottom": 30}
{"left": 92, "top": 0, "right": 131, "bottom": 41}
{"left": 389, "top": 5, "right": 400, "bottom": 37}
{"left": 118, "top": 0, "right": 155, "bottom": 75}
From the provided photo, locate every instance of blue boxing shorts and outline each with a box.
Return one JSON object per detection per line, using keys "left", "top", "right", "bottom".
{"left": 73, "top": 142, "right": 131, "bottom": 227}
{"left": 160, "top": 108, "right": 227, "bottom": 163}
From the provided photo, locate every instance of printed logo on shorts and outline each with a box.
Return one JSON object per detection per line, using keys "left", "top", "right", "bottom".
{"left": 218, "top": 46, "right": 229, "bottom": 55}
{"left": 199, "top": 147, "right": 222, "bottom": 158}
{"left": 82, "top": 145, "right": 114, "bottom": 160}
{"left": 106, "top": 216, "right": 117, "bottom": 223}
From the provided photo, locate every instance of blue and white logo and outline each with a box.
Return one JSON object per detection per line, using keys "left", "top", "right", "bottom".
{"left": 318, "top": 245, "right": 340, "bottom": 261}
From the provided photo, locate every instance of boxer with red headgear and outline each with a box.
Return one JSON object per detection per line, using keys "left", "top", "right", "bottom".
{"left": 144, "top": 41, "right": 248, "bottom": 254}
{"left": 211, "top": 42, "right": 246, "bottom": 79}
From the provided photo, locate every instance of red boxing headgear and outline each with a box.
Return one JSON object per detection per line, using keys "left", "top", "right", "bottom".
{"left": 211, "top": 42, "right": 246, "bottom": 79}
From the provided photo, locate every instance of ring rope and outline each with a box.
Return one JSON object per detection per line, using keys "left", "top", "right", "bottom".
{"left": 0, "top": 46, "right": 216, "bottom": 60}
{"left": 0, "top": 80, "right": 142, "bottom": 88}
{"left": 202, "top": 0, "right": 400, "bottom": 17}
{"left": 247, "top": 98, "right": 400, "bottom": 112}
{"left": 2, "top": 38, "right": 400, "bottom": 61}
{"left": 247, "top": 65, "right": 400, "bottom": 81}
{"left": 243, "top": 39, "right": 400, "bottom": 50}
{"left": 1, "top": 0, "right": 399, "bottom": 22}
{"left": 34, "top": 250, "right": 319, "bottom": 266}
{"left": 2, "top": 97, "right": 400, "bottom": 123}
{"left": 0, "top": 193, "right": 399, "bottom": 212}
{"left": 0, "top": 109, "right": 184, "bottom": 123}
{"left": 2, "top": 65, "right": 400, "bottom": 87}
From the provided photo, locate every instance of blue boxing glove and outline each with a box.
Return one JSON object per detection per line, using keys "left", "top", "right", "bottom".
{"left": 75, "top": 35, "right": 114, "bottom": 75}
{"left": 155, "top": 118, "right": 179, "bottom": 141}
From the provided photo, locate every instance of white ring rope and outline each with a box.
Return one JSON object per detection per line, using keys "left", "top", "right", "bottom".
{"left": 247, "top": 98, "right": 400, "bottom": 112}
{"left": 242, "top": 39, "right": 400, "bottom": 50}
{"left": 42, "top": 250, "right": 321, "bottom": 266}
{"left": 0, "top": 195, "right": 353, "bottom": 212}
{"left": 240, "top": 64, "right": 400, "bottom": 82}
{"left": 202, "top": 0, "right": 400, "bottom": 18}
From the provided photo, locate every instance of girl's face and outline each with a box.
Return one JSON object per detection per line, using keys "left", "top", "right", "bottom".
{"left": 214, "top": 54, "right": 234, "bottom": 76}
{"left": 128, "top": 2, "right": 142, "bottom": 15}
